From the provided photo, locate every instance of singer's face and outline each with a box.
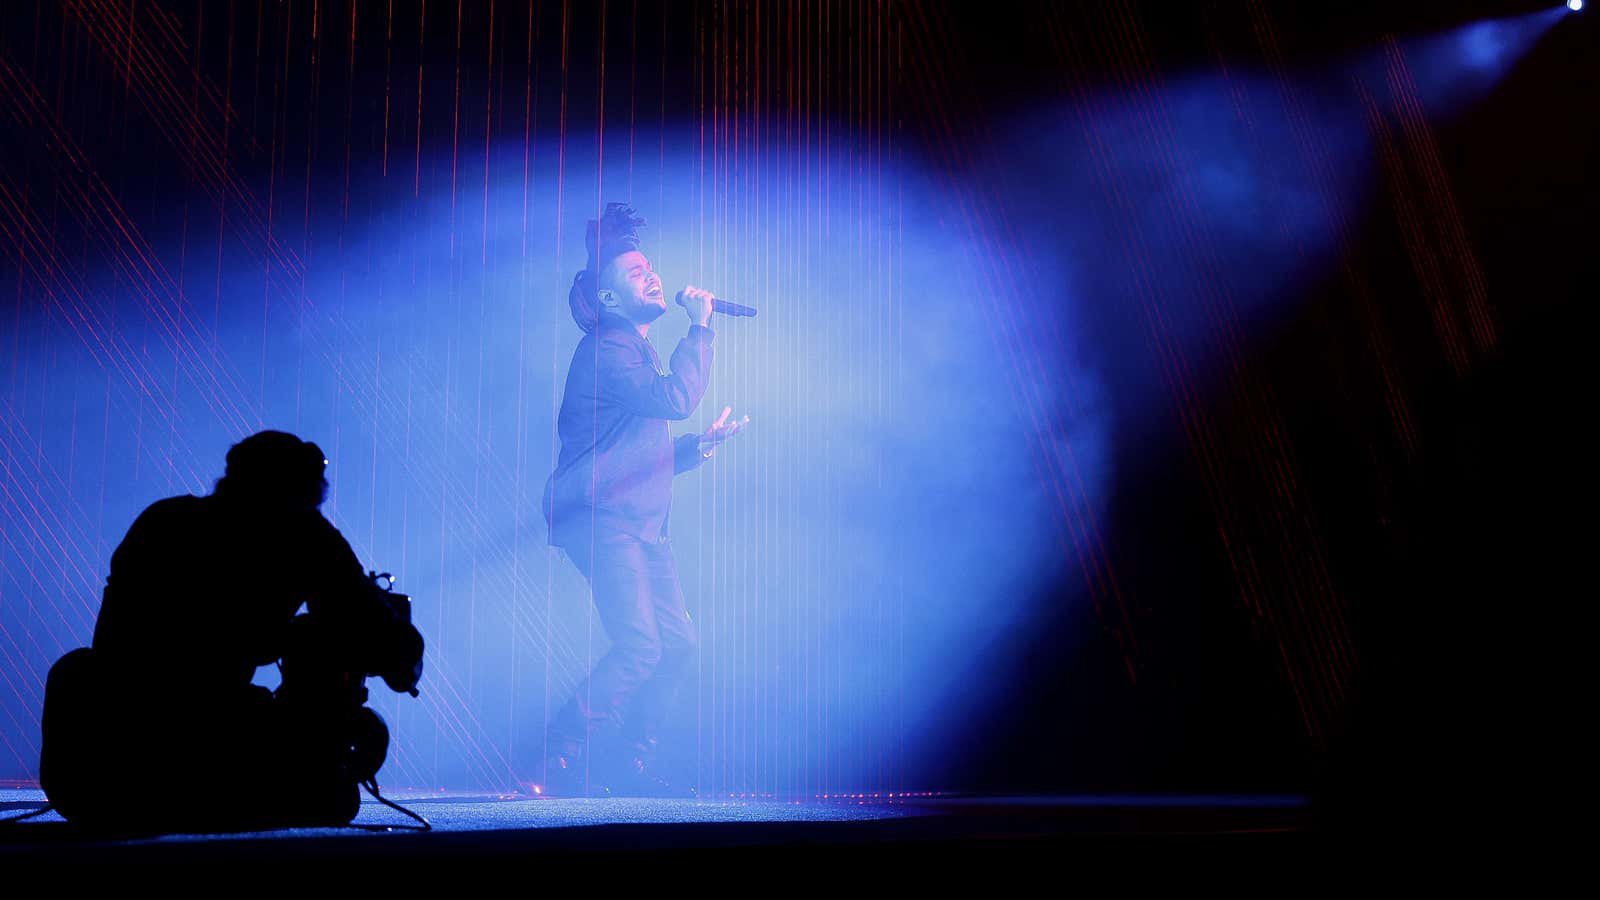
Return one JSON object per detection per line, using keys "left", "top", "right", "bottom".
{"left": 602, "top": 251, "right": 667, "bottom": 324}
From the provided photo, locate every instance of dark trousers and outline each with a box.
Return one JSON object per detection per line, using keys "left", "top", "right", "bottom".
{"left": 548, "top": 535, "right": 698, "bottom": 761}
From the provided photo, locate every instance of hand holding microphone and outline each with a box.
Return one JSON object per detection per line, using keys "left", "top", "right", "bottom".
{"left": 676, "top": 285, "right": 758, "bottom": 325}
{"left": 676, "top": 285, "right": 716, "bottom": 328}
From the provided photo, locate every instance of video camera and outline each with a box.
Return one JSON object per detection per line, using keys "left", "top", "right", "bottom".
{"left": 361, "top": 571, "right": 424, "bottom": 698}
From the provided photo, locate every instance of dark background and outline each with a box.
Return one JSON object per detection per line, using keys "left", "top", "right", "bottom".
{"left": 931, "top": 0, "right": 1593, "bottom": 829}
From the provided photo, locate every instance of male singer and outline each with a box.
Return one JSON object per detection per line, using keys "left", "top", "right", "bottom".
{"left": 541, "top": 203, "right": 746, "bottom": 797}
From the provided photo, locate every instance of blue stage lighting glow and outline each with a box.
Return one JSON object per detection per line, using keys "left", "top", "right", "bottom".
{"left": 0, "top": 3, "right": 1564, "bottom": 798}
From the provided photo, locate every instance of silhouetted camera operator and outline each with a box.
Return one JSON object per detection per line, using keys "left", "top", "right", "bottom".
{"left": 39, "top": 430, "right": 424, "bottom": 833}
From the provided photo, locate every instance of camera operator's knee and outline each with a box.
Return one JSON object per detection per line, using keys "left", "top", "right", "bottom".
{"left": 39, "top": 648, "right": 108, "bottom": 820}
{"left": 347, "top": 706, "right": 390, "bottom": 782}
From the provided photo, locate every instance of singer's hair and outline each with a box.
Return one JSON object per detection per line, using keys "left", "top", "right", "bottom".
{"left": 569, "top": 203, "right": 646, "bottom": 333}
{"left": 568, "top": 270, "right": 600, "bottom": 333}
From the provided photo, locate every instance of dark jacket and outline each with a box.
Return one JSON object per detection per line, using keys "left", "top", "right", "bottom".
{"left": 92, "top": 494, "right": 373, "bottom": 696}
{"left": 544, "top": 312, "right": 715, "bottom": 547}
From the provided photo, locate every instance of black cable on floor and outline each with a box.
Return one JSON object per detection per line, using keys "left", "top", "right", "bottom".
{"left": 359, "top": 778, "right": 431, "bottom": 831}
{"left": 0, "top": 803, "right": 55, "bottom": 824}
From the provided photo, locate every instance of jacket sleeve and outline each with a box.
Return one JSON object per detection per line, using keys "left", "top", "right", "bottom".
{"left": 305, "top": 515, "right": 424, "bottom": 694}
{"left": 674, "top": 432, "right": 710, "bottom": 474}
{"left": 597, "top": 325, "right": 714, "bottom": 421}
{"left": 303, "top": 516, "right": 379, "bottom": 632}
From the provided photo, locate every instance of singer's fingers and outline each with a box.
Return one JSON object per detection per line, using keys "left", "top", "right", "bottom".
{"left": 713, "top": 406, "right": 732, "bottom": 428}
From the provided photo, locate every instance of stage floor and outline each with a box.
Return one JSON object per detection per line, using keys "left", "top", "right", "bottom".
{"left": 1, "top": 788, "right": 1312, "bottom": 869}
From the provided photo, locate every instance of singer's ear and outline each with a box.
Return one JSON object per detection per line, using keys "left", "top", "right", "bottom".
{"left": 597, "top": 288, "right": 618, "bottom": 309}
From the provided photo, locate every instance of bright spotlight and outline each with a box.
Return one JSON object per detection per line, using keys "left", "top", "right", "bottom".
{"left": 1569, "top": 0, "right": 1584, "bottom": 13}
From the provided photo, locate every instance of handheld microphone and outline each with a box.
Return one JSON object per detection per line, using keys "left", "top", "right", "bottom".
{"left": 677, "top": 292, "right": 758, "bottom": 318}
{"left": 709, "top": 298, "right": 758, "bottom": 318}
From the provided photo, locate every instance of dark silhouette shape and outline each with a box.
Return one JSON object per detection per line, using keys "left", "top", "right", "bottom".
{"left": 38, "top": 430, "right": 424, "bottom": 833}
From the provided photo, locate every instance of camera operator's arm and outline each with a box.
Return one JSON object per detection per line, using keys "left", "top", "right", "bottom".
{"left": 304, "top": 516, "right": 424, "bottom": 696}
{"left": 303, "top": 516, "right": 370, "bottom": 619}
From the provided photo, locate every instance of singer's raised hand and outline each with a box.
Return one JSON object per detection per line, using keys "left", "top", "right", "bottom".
{"left": 698, "top": 406, "right": 748, "bottom": 452}
{"left": 676, "top": 285, "right": 715, "bottom": 328}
